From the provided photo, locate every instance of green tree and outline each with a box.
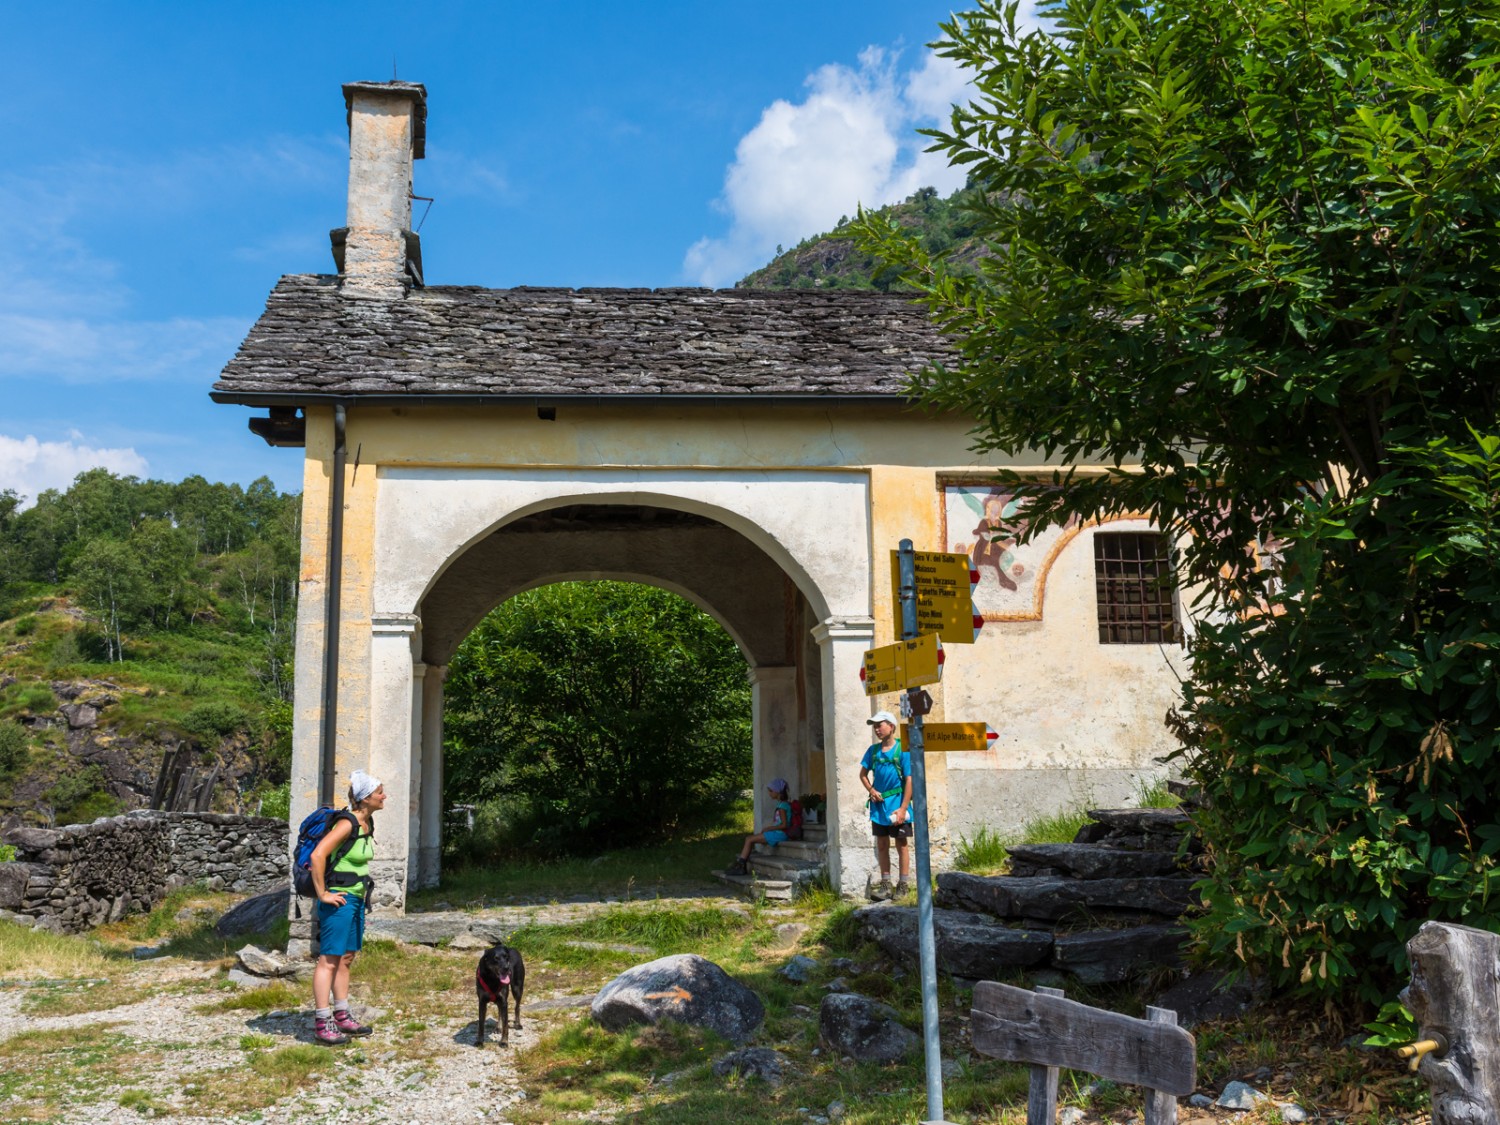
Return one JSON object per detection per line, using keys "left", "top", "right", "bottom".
{"left": 853, "top": 0, "right": 1500, "bottom": 1003}
{"left": 70, "top": 539, "right": 147, "bottom": 662}
{"left": 444, "top": 582, "right": 751, "bottom": 853}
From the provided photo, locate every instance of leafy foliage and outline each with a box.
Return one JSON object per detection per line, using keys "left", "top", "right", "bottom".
{"left": 852, "top": 0, "right": 1500, "bottom": 1003}
{"left": 444, "top": 582, "right": 751, "bottom": 854}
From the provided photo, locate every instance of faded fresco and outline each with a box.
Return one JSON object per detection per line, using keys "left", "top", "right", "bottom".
{"left": 943, "top": 484, "right": 1081, "bottom": 620}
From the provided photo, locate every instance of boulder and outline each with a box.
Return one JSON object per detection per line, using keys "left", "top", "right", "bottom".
{"left": 59, "top": 702, "right": 99, "bottom": 730}
{"left": 1153, "top": 968, "right": 1262, "bottom": 1028}
{"left": 3, "top": 827, "right": 60, "bottom": 855}
{"left": 1216, "top": 1080, "right": 1268, "bottom": 1110}
{"left": 214, "top": 884, "right": 290, "bottom": 938}
{"left": 1049, "top": 924, "right": 1188, "bottom": 983}
{"left": 1005, "top": 843, "right": 1185, "bottom": 880}
{"left": 592, "top": 954, "right": 764, "bottom": 1043}
{"left": 779, "top": 954, "right": 820, "bottom": 983}
{"left": 237, "top": 944, "right": 291, "bottom": 977}
{"left": 936, "top": 871, "right": 1198, "bottom": 922}
{"left": 854, "top": 905, "right": 1052, "bottom": 977}
{"left": 0, "top": 908, "right": 35, "bottom": 928}
{"left": 712, "top": 1046, "right": 791, "bottom": 1086}
{"left": 0, "top": 863, "right": 40, "bottom": 911}
{"left": 819, "top": 993, "right": 920, "bottom": 1062}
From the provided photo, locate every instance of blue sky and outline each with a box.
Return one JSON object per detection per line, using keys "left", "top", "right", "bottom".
{"left": 0, "top": 2, "right": 1017, "bottom": 504}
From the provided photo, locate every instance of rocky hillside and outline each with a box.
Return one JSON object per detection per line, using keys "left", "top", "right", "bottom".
{"left": 736, "top": 184, "right": 993, "bottom": 291}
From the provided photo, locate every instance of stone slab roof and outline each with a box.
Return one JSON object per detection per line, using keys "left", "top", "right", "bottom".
{"left": 211, "top": 275, "right": 949, "bottom": 403}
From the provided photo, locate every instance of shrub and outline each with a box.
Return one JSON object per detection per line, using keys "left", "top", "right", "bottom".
{"left": 183, "top": 701, "right": 250, "bottom": 743}
{"left": 44, "top": 766, "right": 121, "bottom": 826}
{"left": 12, "top": 615, "right": 36, "bottom": 637}
{"left": 257, "top": 782, "right": 290, "bottom": 821}
{"left": 0, "top": 721, "right": 28, "bottom": 776}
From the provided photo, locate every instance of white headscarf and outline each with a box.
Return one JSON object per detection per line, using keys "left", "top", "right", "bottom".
{"left": 349, "top": 769, "right": 382, "bottom": 804}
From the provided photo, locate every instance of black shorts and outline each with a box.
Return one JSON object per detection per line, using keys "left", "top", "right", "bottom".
{"left": 871, "top": 821, "right": 913, "bottom": 839}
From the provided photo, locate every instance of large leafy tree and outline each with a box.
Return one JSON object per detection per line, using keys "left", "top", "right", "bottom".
{"left": 854, "top": 0, "right": 1500, "bottom": 1002}
{"left": 444, "top": 582, "right": 752, "bottom": 853}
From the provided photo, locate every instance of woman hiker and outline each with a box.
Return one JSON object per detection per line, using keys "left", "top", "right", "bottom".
{"left": 727, "top": 778, "right": 793, "bottom": 876}
{"left": 310, "top": 768, "right": 386, "bottom": 1045}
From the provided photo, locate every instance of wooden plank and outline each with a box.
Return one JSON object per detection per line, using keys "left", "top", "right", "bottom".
{"left": 971, "top": 981, "right": 1196, "bottom": 1095}
{"left": 1027, "top": 985, "right": 1063, "bottom": 1125}
{"left": 1143, "top": 1007, "right": 1180, "bottom": 1125}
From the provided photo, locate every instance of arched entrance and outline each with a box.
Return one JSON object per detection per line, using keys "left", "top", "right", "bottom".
{"left": 413, "top": 502, "right": 827, "bottom": 890}
{"left": 342, "top": 467, "right": 882, "bottom": 912}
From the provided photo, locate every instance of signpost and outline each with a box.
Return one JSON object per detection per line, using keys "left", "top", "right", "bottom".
{"left": 894, "top": 539, "right": 981, "bottom": 1125}
{"left": 891, "top": 549, "right": 984, "bottom": 643}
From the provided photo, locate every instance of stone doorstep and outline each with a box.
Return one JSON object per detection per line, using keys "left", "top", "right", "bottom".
{"left": 747, "top": 853, "right": 824, "bottom": 878}
{"left": 712, "top": 870, "right": 795, "bottom": 902}
{"left": 756, "top": 839, "right": 826, "bottom": 863}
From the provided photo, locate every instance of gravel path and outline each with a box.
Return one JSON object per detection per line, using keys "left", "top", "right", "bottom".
{"left": 0, "top": 958, "right": 536, "bottom": 1124}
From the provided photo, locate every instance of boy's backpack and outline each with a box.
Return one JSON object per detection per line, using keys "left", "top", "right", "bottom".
{"left": 787, "top": 800, "right": 805, "bottom": 841}
{"left": 292, "top": 806, "right": 360, "bottom": 899}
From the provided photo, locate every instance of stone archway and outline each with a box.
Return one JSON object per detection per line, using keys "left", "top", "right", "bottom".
{"left": 344, "top": 468, "right": 882, "bottom": 910}
{"left": 409, "top": 503, "right": 826, "bottom": 891}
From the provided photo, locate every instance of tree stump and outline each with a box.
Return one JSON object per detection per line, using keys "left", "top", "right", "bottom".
{"left": 1401, "top": 921, "right": 1500, "bottom": 1125}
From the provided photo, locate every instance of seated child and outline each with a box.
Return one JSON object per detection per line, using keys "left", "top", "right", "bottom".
{"left": 727, "top": 778, "right": 792, "bottom": 876}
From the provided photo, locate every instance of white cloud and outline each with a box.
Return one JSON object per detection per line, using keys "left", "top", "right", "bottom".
{"left": 0, "top": 433, "right": 150, "bottom": 507}
{"left": 684, "top": 41, "right": 989, "bottom": 287}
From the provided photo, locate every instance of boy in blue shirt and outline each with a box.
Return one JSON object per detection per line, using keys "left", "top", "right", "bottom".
{"left": 859, "top": 710, "right": 912, "bottom": 901}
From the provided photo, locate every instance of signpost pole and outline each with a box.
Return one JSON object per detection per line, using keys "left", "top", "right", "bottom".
{"left": 898, "top": 538, "right": 945, "bottom": 1123}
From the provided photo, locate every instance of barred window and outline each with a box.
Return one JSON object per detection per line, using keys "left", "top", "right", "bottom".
{"left": 1094, "top": 532, "right": 1180, "bottom": 644}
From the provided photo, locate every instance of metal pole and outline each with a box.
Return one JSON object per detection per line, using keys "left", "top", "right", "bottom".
{"left": 899, "top": 539, "right": 944, "bottom": 1123}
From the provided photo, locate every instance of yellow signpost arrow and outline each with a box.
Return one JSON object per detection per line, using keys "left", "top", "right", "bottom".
{"left": 860, "top": 633, "right": 944, "bottom": 696}
{"left": 901, "top": 722, "right": 998, "bottom": 752}
{"left": 891, "top": 550, "right": 983, "bottom": 643}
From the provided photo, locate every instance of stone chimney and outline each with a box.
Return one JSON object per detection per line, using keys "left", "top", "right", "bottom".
{"left": 333, "top": 80, "right": 427, "bottom": 297}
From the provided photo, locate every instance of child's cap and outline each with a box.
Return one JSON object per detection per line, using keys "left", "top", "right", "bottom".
{"left": 868, "top": 710, "right": 898, "bottom": 726}
{"left": 767, "top": 777, "right": 788, "bottom": 793}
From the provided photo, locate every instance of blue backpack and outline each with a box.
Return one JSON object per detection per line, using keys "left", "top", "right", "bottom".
{"left": 292, "top": 806, "right": 360, "bottom": 899}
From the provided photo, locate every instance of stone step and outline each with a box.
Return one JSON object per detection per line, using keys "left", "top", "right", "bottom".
{"left": 1084, "top": 807, "right": 1192, "bottom": 834}
{"left": 1005, "top": 843, "right": 1187, "bottom": 880}
{"left": 747, "top": 853, "right": 823, "bottom": 878}
{"left": 712, "top": 869, "right": 795, "bottom": 902}
{"left": 754, "top": 839, "right": 826, "bottom": 863}
{"left": 936, "top": 871, "right": 1198, "bottom": 922}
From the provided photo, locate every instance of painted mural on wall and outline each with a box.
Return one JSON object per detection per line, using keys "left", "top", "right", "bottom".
{"left": 942, "top": 484, "right": 1082, "bottom": 621}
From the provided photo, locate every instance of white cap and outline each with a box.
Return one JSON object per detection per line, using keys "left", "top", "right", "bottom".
{"left": 349, "top": 769, "right": 383, "bottom": 803}
{"left": 868, "top": 710, "right": 898, "bottom": 726}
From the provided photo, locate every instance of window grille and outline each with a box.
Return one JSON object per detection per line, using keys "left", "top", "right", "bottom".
{"left": 1094, "top": 532, "right": 1180, "bottom": 644}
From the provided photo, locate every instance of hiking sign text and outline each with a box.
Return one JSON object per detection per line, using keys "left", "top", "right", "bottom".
{"left": 901, "top": 722, "right": 998, "bottom": 752}
{"left": 860, "top": 633, "right": 944, "bottom": 696}
{"left": 890, "top": 550, "right": 982, "bottom": 643}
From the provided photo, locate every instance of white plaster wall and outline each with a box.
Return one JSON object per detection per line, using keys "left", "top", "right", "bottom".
{"left": 939, "top": 518, "right": 1189, "bottom": 837}
{"left": 372, "top": 467, "right": 871, "bottom": 622}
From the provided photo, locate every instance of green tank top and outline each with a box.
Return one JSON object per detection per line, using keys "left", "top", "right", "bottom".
{"left": 331, "top": 829, "right": 373, "bottom": 897}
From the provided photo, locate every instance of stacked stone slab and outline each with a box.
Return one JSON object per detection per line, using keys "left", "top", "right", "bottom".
{"left": 856, "top": 807, "right": 1202, "bottom": 984}
{"left": 0, "top": 811, "right": 285, "bottom": 933}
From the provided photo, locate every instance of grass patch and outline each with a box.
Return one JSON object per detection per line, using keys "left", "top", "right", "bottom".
{"left": 0, "top": 1024, "right": 148, "bottom": 1120}
{"left": 174, "top": 1043, "right": 339, "bottom": 1116}
{"left": 414, "top": 798, "right": 753, "bottom": 909}
{"left": 0, "top": 918, "right": 121, "bottom": 979}
{"left": 954, "top": 826, "right": 1012, "bottom": 873}
{"left": 197, "top": 980, "right": 306, "bottom": 1014}
{"left": 93, "top": 883, "right": 289, "bottom": 961}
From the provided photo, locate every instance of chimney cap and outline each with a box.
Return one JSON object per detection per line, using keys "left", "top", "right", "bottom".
{"left": 342, "top": 80, "right": 428, "bottom": 159}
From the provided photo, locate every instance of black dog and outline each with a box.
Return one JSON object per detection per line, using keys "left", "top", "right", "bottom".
{"left": 475, "top": 941, "right": 525, "bottom": 1048}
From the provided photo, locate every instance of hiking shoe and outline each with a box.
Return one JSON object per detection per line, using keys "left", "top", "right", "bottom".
{"left": 313, "top": 1017, "right": 349, "bottom": 1046}
{"left": 871, "top": 879, "right": 893, "bottom": 902}
{"left": 727, "top": 858, "right": 748, "bottom": 876}
{"left": 333, "top": 1009, "right": 372, "bottom": 1037}
{"left": 893, "top": 881, "right": 911, "bottom": 900}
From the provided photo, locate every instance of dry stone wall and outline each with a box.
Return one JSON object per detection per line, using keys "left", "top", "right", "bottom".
{"left": 0, "top": 811, "right": 285, "bottom": 933}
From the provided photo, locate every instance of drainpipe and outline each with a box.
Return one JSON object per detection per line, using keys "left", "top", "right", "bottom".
{"left": 319, "top": 403, "right": 348, "bottom": 807}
